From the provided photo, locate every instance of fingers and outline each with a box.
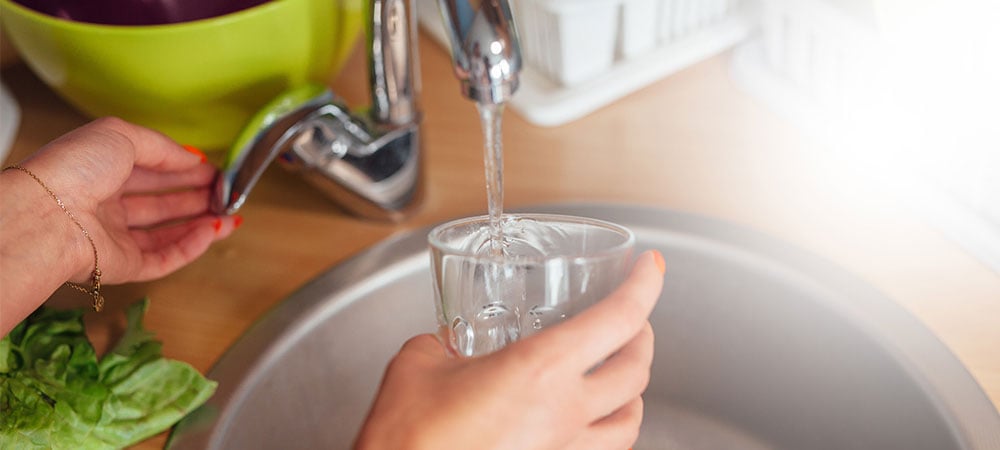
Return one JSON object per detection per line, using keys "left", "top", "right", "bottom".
{"left": 583, "top": 322, "right": 654, "bottom": 419}
{"left": 528, "top": 250, "right": 665, "bottom": 373}
{"left": 383, "top": 334, "right": 452, "bottom": 378}
{"left": 122, "top": 188, "right": 212, "bottom": 228}
{"left": 122, "top": 164, "right": 217, "bottom": 193}
{"left": 591, "top": 396, "right": 645, "bottom": 448}
{"left": 398, "top": 334, "right": 451, "bottom": 360}
{"left": 17, "top": 118, "right": 208, "bottom": 199}
{"left": 127, "top": 214, "right": 239, "bottom": 281}
{"left": 91, "top": 117, "right": 208, "bottom": 172}
{"left": 567, "top": 396, "right": 644, "bottom": 450}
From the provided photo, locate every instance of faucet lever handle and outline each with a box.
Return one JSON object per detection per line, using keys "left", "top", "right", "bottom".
{"left": 211, "top": 0, "right": 428, "bottom": 221}
{"left": 212, "top": 84, "right": 333, "bottom": 216}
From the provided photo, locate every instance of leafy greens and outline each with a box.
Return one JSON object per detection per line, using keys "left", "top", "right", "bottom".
{"left": 1, "top": 298, "right": 216, "bottom": 449}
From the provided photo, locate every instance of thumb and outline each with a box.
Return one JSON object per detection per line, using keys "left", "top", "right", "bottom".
{"left": 398, "top": 334, "right": 453, "bottom": 360}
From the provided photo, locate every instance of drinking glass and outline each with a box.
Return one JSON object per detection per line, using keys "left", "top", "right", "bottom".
{"left": 428, "top": 214, "right": 635, "bottom": 357}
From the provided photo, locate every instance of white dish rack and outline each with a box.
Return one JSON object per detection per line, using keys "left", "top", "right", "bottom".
{"left": 418, "top": 0, "right": 756, "bottom": 126}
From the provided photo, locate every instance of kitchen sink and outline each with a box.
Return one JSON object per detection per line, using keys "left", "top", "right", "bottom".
{"left": 169, "top": 204, "right": 1000, "bottom": 449}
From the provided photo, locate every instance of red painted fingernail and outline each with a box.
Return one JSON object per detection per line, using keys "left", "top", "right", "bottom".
{"left": 182, "top": 144, "right": 207, "bottom": 163}
{"left": 212, "top": 218, "right": 222, "bottom": 234}
{"left": 233, "top": 214, "right": 244, "bottom": 230}
{"left": 652, "top": 250, "right": 666, "bottom": 275}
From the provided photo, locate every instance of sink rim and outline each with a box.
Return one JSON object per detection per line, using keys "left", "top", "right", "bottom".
{"left": 169, "top": 202, "right": 1000, "bottom": 448}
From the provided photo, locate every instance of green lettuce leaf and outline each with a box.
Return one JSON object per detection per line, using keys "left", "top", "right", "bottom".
{"left": 1, "top": 298, "right": 217, "bottom": 449}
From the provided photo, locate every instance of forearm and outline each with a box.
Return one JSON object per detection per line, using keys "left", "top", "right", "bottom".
{"left": 0, "top": 169, "right": 87, "bottom": 336}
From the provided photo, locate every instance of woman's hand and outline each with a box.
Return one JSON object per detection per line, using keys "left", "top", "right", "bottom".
{"left": 355, "top": 250, "right": 666, "bottom": 450}
{"left": 1, "top": 117, "right": 239, "bottom": 334}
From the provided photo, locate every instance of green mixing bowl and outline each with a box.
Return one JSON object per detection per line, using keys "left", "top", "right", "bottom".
{"left": 0, "top": 0, "right": 364, "bottom": 150}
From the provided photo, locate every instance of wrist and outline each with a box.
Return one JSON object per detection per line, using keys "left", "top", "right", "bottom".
{"left": 1, "top": 167, "right": 92, "bottom": 300}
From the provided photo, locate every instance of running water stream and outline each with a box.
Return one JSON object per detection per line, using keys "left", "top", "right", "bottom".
{"left": 477, "top": 102, "right": 506, "bottom": 256}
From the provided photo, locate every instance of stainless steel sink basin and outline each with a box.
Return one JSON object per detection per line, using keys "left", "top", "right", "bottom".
{"left": 169, "top": 204, "right": 1000, "bottom": 449}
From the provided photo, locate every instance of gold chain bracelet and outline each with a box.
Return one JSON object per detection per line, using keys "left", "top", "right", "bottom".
{"left": 4, "top": 165, "right": 104, "bottom": 312}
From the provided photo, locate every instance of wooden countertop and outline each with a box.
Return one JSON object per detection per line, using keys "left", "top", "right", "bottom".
{"left": 3, "top": 34, "right": 998, "bottom": 448}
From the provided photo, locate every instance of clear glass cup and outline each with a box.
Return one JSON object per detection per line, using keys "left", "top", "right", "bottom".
{"left": 428, "top": 214, "right": 635, "bottom": 357}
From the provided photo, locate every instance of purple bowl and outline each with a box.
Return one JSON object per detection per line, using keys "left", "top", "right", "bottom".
{"left": 13, "top": 0, "right": 270, "bottom": 25}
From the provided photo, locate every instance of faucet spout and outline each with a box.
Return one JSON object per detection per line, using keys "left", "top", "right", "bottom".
{"left": 437, "top": 0, "right": 522, "bottom": 104}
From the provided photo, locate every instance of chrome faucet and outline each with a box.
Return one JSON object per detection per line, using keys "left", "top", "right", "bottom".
{"left": 438, "top": 0, "right": 522, "bottom": 104}
{"left": 211, "top": 0, "right": 521, "bottom": 220}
